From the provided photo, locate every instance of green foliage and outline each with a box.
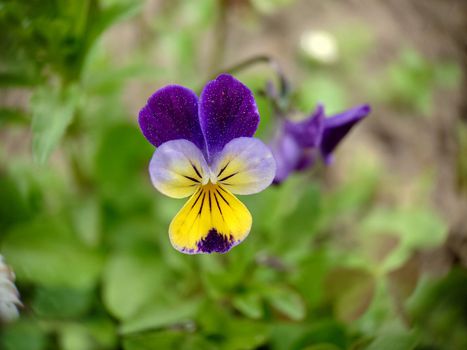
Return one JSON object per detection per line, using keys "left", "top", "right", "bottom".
{"left": 0, "top": 1, "right": 464, "bottom": 349}
{"left": 408, "top": 269, "right": 467, "bottom": 350}
{"left": 31, "top": 84, "right": 82, "bottom": 163}
{"left": 374, "top": 48, "right": 461, "bottom": 116}
{"left": 2, "top": 217, "right": 104, "bottom": 288}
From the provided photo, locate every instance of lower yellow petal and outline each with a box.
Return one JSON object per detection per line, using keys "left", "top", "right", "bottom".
{"left": 169, "top": 183, "right": 252, "bottom": 254}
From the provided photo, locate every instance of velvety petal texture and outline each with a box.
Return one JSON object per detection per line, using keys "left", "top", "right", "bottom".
{"left": 139, "top": 85, "right": 205, "bottom": 151}
{"left": 211, "top": 137, "right": 276, "bottom": 195}
{"left": 149, "top": 140, "right": 209, "bottom": 198}
{"left": 199, "top": 74, "right": 260, "bottom": 159}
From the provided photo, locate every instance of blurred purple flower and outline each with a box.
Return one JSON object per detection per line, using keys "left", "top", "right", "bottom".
{"left": 270, "top": 104, "right": 371, "bottom": 184}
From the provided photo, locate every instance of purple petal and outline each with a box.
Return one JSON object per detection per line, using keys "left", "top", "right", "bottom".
{"left": 199, "top": 74, "right": 259, "bottom": 160}
{"left": 270, "top": 132, "right": 302, "bottom": 184}
{"left": 284, "top": 104, "right": 325, "bottom": 148}
{"left": 138, "top": 85, "right": 205, "bottom": 151}
{"left": 320, "top": 104, "right": 371, "bottom": 164}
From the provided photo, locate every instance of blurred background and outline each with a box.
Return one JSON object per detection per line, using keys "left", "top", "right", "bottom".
{"left": 0, "top": 0, "right": 466, "bottom": 349}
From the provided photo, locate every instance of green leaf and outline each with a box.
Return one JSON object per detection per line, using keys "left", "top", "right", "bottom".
{"left": 102, "top": 248, "right": 168, "bottom": 320}
{"left": 408, "top": 269, "right": 467, "bottom": 349}
{"left": 31, "top": 84, "right": 81, "bottom": 163}
{"left": 264, "top": 286, "right": 306, "bottom": 321}
{"left": 120, "top": 299, "right": 201, "bottom": 335}
{"left": 0, "top": 319, "right": 49, "bottom": 350}
{"left": 2, "top": 216, "right": 103, "bottom": 289}
{"left": 361, "top": 208, "right": 448, "bottom": 272}
{"left": 292, "top": 320, "right": 348, "bottom": 350}
{"left": 123, "top": 331, "right": 184, "bottom": 350}
{"left": 0, "top": 173, "right": 33, "bottom": 233}
{"left": 232, "top": 292, "right": 263, "bottom": 319}
{"left": 221, "top": 319, "right": 269, "bottom": 350}
{"left": 365, "top": 331, "right": 418, "bottom": 350}
{"left": 94, "top": 123, "right": 153, "bottom": 194}
{"left": 303, "top": 345, "right": 340, "bottom": 350}
{"left": 90, "top": 1, "right": 142, "bottom": 43}
{"left": 57, "top": 318, "right": 117, "bottom": 350}
{"left": 325, "top": 267, "right": 375, "bottom": 322}
{"left": 32, "top": 286, "right": 93, "bottom": 319}
{"left": 71, "top": 195, "right": 101, "bottom": 247}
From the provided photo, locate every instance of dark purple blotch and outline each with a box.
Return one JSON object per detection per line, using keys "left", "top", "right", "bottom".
{"left": 197, "top": 229, "right": 234, "bottom": 254}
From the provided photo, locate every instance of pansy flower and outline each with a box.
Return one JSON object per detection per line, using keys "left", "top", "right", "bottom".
{"left": 139, "top": 74, "right": 276, "bottom": 254}
{"left": 271, "top": 104, "right": 371, "bottom": 184}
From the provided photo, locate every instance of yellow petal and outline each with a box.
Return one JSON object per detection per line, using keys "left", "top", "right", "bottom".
{"left": 169, "top": 183, "right": 252, "bottom": 254}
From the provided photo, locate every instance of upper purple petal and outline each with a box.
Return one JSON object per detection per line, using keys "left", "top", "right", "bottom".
{"left": 320, "top": 104, "right": 371, "bottom": 164}
{"left": 138, "top": 85, "right": 205, "bottom": 151}
{"left": 284, "top": 104, "right": 325, "bottom": 147}
{"left": 199, "top": 74, "right": 259, "bottom": 160}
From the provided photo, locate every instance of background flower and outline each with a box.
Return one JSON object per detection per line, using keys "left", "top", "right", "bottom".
{"left": 271, "top": 104, "right": 371, "bottom": 183}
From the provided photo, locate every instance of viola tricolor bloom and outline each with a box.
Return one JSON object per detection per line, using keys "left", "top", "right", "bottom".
{"left": 139, "top": 74, "right": 276, "bottom": 254}
{"left": 271, "top": 104, "right": 371, "bottom": 184}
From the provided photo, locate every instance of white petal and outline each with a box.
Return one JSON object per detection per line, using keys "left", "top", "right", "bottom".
{"left": 149, "top": 140, "right": 210, "bottom": 198}
{"left": 211, "top": 137, "right": 276, "bottom": 195}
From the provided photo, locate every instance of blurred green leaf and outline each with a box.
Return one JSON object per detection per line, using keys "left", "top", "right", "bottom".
{"left": 303, "top": 344, "right": 340, "bottom": 350}
{"left": 95, "top": 122, "right": 153, "bottom": 194}
{"left": 102, "top": 248, "right": 168, "bottom": 320}
{"left": 293, "top": 250, "right": 330, "bottom": 309}
{"left": 2, "top": 216, "right": 103, "bottom": 288}
{"left": 408, "top": 269, "right": 467, "bottom": 349}
{"left": 361, "top": 208, "right": 447, "bottom": 272}
{"left": 221, "top": 318, "right": 269, "bottom": 350}
{"left": 123, "top": 330, "right": 184, "bottom": 350}
{"left": 264, "top": 286, "right": 306, "bottom": 321}
{"left": 71, "top": 195, "right": 101, "bottom": 247}
{"left": 0, "top": 319, "right": 49, "bottom": 350}
{"left": 59, "top": 323, "right": 95, "bottom": 350}
{"left": 57, "top": 317, "right": 117, "bottom": 350}
{"left": 31, "top": 84, "right": 81, "bottom": 163}
{"left": 292, "top": 320, "right": 348, "bottom": 350}
{"left": 232, "top": 292, "right": 263, "bottom": 319}
{"left": 365, "top": 331, "right": 418, "bottom": 350}
{"left": 32, "top": 286, "right": 93, "bottom": 319}
{"left": 0, "top": 173, "right": 33, "bottom": 233}
{"left": 325, "top": 267, "right": 376, "bottom": 322}
{"left": 120, "top": 299, "right": 201, "bottom": 335}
